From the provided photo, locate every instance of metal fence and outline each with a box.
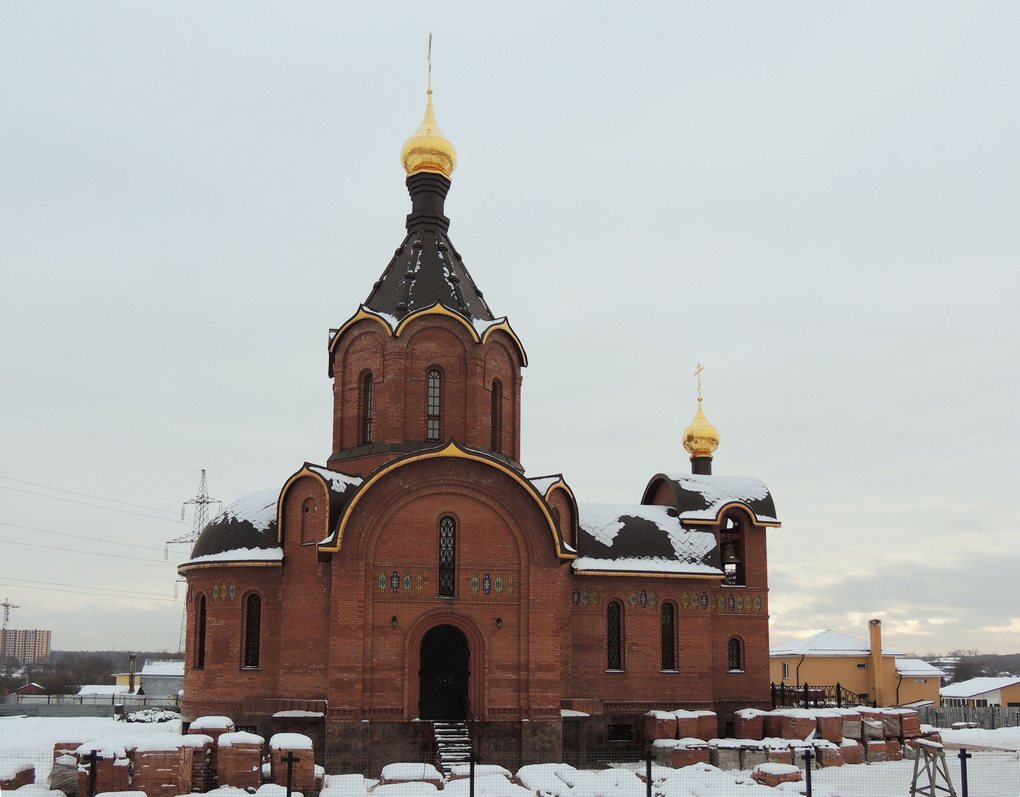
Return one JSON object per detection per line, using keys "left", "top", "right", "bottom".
{"left": 918, "top": 704, "right": 1020, "bottom": 730}
{"left": 3, "top": 745, "right": 1019, "bottom": 797}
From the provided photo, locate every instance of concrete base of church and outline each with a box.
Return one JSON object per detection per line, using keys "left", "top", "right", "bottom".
{"left": 320, "top": 719, "right": 564, "bottom": 775}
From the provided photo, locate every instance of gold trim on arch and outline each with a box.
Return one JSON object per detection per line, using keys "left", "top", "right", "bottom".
{"left": 328, "top": 303, "right": 528, "bottom": 366}
{"left": 177, "top": 560, "right": 282, "bottom": 574}
{"left": 276, "top": 466, "right": 336, "bottom": 545}
{"left": 319, "top": 440, "right": 573, "bottom": 559}
{"left": 680, "top": 501, "right": 782, "bottom": 529}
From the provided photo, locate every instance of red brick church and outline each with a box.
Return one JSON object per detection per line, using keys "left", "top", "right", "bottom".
{"left": 179, "top": 85, "right": 781, "bottom": 769}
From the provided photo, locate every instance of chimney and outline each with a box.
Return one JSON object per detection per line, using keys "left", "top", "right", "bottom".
{"left": 868, "top": 619, "right": 883, "bottom": 706}
{"left": 128, "top": 653, "right": 137, "bottom": 693}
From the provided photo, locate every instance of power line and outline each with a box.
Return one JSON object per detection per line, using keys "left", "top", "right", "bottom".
{"left": 0, "top": 475, "right": 179, "bottom": 515}
{"left": 0, "top": 581, "right": 178, "bottom": 603}
{"left": 0, "top": 407, "right": 197, "bottom": 472}
{"left": 0, "top": 484, "right": 183, "bottom": 524}
{"left": 0, "top": 537, "right": 173, "bottom": 564}
{"left": 0, "top": 521, "right": 169, "bottom": 553}
{"left": 0, "top": 576, "right": 174, "bottom": 600}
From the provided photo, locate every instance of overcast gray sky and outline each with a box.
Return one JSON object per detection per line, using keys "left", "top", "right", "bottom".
{"left": 1, "top": 2, "right": 1018, "bottom": 658}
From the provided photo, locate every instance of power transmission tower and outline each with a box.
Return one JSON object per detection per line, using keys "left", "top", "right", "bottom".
{"left": 166, "top": 470, "right": 220, "bottom": 653}
{"left": 1, "top": 597, "right": 20, "bottom": 674}
{"left": 167, "top": 469, "right": 220, "bottom": 547}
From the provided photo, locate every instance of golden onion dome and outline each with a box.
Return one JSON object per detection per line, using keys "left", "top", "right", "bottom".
{"left": 683, "top": 400, "right": 721, "bottom": 458}
{"left": 400, "top": 90, "right": 457, "bottom": 179}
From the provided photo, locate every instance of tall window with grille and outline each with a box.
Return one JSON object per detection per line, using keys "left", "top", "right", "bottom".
{"left": 438, "top": 516, "right": 456, "bottom": 597}
{"left": 243, "top": 593, "right": 261, "bottom": 668}
{"left": 727, "top": 637, "right": 743, "bottom": 671}
{"left": 426, "top": 368, "right": 442, "bottom": 441}
{"left": 490, "top": 379, "right": 503, "bottom": 452}
{"left": 607, "top": 600, "right": 623, "bottom": 670}
{"left": 195, "top": 595, "right": 207, "bottom": 669}
{"left": 360, "top": 372, "right": 374, "bottom": 444}
{"left": 661, "top": 602, "right": 677, "bottom": 670}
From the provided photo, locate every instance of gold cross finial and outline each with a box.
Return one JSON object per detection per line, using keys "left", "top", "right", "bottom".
{"left": 427, "top": 32, "right": 433, "bottom": 94}
{"left": 694, "top": 363, "right": 704, "bottom": 402}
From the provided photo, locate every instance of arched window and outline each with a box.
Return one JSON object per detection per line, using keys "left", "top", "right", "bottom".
{"left": 426, "top": 368, "right": 442, "bottom": 441}
{"left": 490, "top": 379, "right": 503, "bottom": 452}
{"left": 194, "top": 595, "right": 207, "bottom": 669}
{"left": 607, "top": 600, "right": 623, "bottom": 671}
{"left": 360, "top": 372, "right": 374, "bottom": 444}
{"left": 720, "top": 515, "right": 745, "bottom": 586}
{"left": 243, "top": 593, "right": 261, "bottom": 668}
{"left": 727, "top": 637, "right": 743, "bottom": 671}
{"left": 661, "top": 602, "right": 677, "bottom": 671}
{"left": 300, "top": 497, "right": 318, "bottom": 544}
{"left": 438, "top": 516, "right": 456, "bottom": 597}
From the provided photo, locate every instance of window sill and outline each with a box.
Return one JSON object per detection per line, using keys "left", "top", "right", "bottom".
{"left": 727, "top": 669, "right": 745, "bottom": 674}
{"left": 241, "top": 666, "right": 261, "bottom": 672}
{"left": 605, "top": 669, "right": 625, "bottom": 674}
{"left": 661, "top": 669, "right": 679, "bottom": 673}
{"left": 720, "top": 584, "right": 747, "bottom": 588}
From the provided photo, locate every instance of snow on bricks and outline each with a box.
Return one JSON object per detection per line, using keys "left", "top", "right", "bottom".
{"left": 0, "top": 760, "right": 35, "bottom": 791}
{"left": 216, "top": 731, "right": 264, "bottom": 790}
{"left": 268, "top": 733, "right": 316, "bottom": 793}
{"left": 752, "top": 762, "right": 802, "bottom": 788}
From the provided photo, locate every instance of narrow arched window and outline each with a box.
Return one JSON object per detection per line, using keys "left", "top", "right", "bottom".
{"left": 243, "top": 594, "right": 261, "bottom": 668}
{"left": 661, "top": 602, "right": 677, "bottom": 671}
{"left": 728, "top": 637, "right": 743, "bottom": 671}
{"left": 490, "top": 379, "right": 503, "bottom": 452}
{"left": 426, "top": 368, "right": 442, "bottom": 441}
{"left": 607, "top": 600, "right": 623, "bottom": 670}
{"left": 360, "top": 372, "right": 374, "bottom": 444}
{"left": 195, "top": 595, "right": 207, "bottom": 669}
{"left": 438, "top": 516, "right": 456, "bottom": 596}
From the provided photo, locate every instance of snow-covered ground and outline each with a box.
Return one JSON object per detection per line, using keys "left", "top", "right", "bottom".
{"left": 0, "top": 716, "right": 1018, "bottom": 796}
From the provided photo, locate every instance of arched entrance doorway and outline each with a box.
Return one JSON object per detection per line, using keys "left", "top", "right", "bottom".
{"left": 419, "top": 624, "right": 470, "bottom": 720}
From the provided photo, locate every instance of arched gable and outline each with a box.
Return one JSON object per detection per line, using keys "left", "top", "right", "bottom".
{"left": 277, "top": 464, "right": 363, "bottom": 546}
{"left": 328, "top": 303, "right": 528, "bottom": 371}
{"left": 318, "top": 441, "right": 574, "bottom": 559}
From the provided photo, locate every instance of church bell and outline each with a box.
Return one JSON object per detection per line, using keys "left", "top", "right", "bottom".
{"left": 720, "top": 539, "right": 741, "bottom": 565}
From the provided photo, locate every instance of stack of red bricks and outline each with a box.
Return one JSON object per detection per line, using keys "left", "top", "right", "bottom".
{"left": 649, "top": 705, "right": 930, "bottom": 771}
{"left": 130, "top": 739, "right": 193, "bottom": 797}
{"left": 645, "top": 709, "right": 717, "bottom": 768}
{"left": 181, "top": 734, "right": 214, "bottom": 792}
{"left": 0, "top": 761, "right": 35, "bottom": 790}
{"left": 75, "top": 742, "right": 130, "bottom": 795}
{"left": 269, "top": 733, "right": 317, "bottom": 793}
{"left": 216, "top": 730, "right": 265, "bottom": 790}
{"left": 188, "top": 715, "right": 235, "bottom": 789}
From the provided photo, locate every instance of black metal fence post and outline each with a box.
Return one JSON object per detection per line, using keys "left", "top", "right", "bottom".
{"left": 958, "top": 748, "right": 970, "bottom": 797}
{"left": 835, "top": 682, "right": 843, "bottom": 708}
{"left": 469, "top": 749, "right": 476, "bottom": 797}
{"left": 646, "top": 748, "right": 652, "bottom": 797}
{"left": 802, "top": 748, "right": 813, "bottom": 797}
{"left": 87, "top": 749, "right": 98, "bottom": 797}
{"left": 283, "top": 751, "right": 298, "bottom": 797}
{"left": 803, "top": 682, "right": 810, "bottom": 709}
{"left": 771, "top": 682, "right": 777, "bottom": 709}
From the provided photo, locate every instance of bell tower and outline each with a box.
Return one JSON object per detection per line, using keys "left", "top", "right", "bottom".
{"left": 326, "top": 72, "right": 528, "bottom": 477}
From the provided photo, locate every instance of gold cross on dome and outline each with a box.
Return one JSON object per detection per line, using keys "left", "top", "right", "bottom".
{"left": 427, "top": 32, "right": 433, "bottom": 94}
{"left": 694, "top": 363, "right": 704, "bottom": 402}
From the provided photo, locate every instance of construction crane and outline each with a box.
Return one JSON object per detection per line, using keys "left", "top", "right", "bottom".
{"left": 1, "top": 596, "right": 19, "bottom": 672}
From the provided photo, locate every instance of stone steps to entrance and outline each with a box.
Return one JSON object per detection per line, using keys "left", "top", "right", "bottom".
{"left": 433, "top": 720, "right": 472, "bottom": 776}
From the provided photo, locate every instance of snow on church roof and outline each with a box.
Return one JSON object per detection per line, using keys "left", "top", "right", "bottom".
{"left": 183, "top": 488, "right": 281, "bottom": 566}
{"left": 664, "top": 473, "right": 779, "bottom": 523}
{"left": 770, "top": 629, "right": 904, "bottom": 657}
{"left": 573, "top": 503, "right": 719, "bottom": 575}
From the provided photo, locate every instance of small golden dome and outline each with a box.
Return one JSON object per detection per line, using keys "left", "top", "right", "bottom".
{"left": 400, "top": 91, "right": 457, "bottom": 179}
{"left": 683, "top": 400, "right": 720, "bottom": 458}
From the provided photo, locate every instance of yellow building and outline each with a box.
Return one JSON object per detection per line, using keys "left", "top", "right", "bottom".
{"left": 770, "top": 620, "right": 945, "bottom": 707}
{"left": 941, "top": 677, "right": 1020, "bottom": 707}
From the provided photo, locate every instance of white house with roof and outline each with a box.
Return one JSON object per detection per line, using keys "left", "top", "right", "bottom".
{"left": 770, "top": 620, "right": 945, "bottom": 706}
{"left": 941, "top": 677, "right": 1020, "bottom": 707}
